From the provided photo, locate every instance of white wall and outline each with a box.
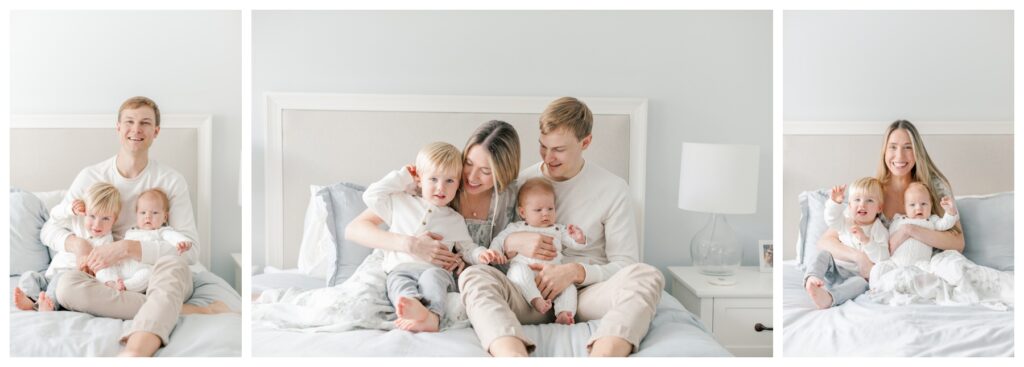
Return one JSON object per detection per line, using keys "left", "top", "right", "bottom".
{"left": 11, "top": 11, "right": 242, "bottom": 286}
{"left": 253, "top": 11, "right": 773, "bottom": 282}
{"left": 785, "top": 10, "right": 1012, "bottom": 121}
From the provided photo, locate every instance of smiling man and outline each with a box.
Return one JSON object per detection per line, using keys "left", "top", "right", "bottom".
{"left": 459, "top": 97, "right": 665, "bottom": 357}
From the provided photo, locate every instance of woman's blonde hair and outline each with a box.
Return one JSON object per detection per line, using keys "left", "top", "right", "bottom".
{"left": 460, "top": 120, "right": 521, "bottom": 193}
{"left": 86, "top": 182, "right": 121, "bottom": 216}
{"left": 876, "top": 120, "right": 959, "bottom": 231}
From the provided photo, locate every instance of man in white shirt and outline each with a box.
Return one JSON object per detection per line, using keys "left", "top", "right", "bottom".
{"left": 40, "top": 96, "right": 198, "bottom": 357}
{"left": 459, "top": 97, "right": 664, "bottom": 357}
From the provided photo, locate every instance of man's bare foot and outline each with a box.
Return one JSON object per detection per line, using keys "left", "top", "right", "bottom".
{"left": 182, "top": 300, "right": 236, "bottom": 315}
{"left": 393, "top": 296, "right": 440, "bottom": 332}
{"left": 14, "top": 288, "right": 36, "bottom": 311}
{"left": 530, "top": 297, "right": 552, "bottom": 314}
{"left": 555, "top": 311, "right": 575, "bottom": 325}
{"left": 37, "top": 292, "right": 55, "bottom": 312}
{"left": 805, "top": 276, "right": 833, "bottom": 309}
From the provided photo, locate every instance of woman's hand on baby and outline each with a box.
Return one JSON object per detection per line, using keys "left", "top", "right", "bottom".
{"left": 856, "top": 253, "right": 874, "bottom": 279}
{"left": 830, "top": 185, "right": 846, "bottom": 204}
{"left": 888, "top": 226, "right": 913, "bottom": 256}
{"left": 940, "top": 196, "right": 958, "bottom": 216}
{"left": 407, "top": 231, "right": 459, "bottom": 269}
{"left": 477, "top": 249, "right": 507, "bottom": 265}
{"left": 176, "top": 241, "right": 193, "bottom": 255}
{"left": 529, "top": 263, "right": 578, "bottom": 301}
{"left": 567, "top": 224, "right": 586, "bottom": 244}
{"left": 507, "top": 232, "right": 557, "bottom": 261}
{"left": 71, "top": 199, "right": 87, "bottom": 216}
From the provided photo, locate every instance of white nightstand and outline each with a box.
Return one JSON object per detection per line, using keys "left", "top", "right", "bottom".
{"left": 668, "top": 266, "right": 772, "bottom": 357}
{"left": 231, "top": 253, "right": 241, "bottom": 292}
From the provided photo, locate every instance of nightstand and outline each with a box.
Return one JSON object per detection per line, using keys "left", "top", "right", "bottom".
{"left": 668, "top": 266, "right": 772, "bottom": 357}
{"left": 231, "top": 253, "right": 241, "bottom": 292}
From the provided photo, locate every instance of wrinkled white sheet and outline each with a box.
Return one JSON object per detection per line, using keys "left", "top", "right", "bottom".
{"left": 870, "top": 250, "right": 1014, "bottom": 310}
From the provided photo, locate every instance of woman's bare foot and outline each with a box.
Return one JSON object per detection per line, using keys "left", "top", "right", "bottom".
{"left": 555, "top": 311, "right": 575, "bottom": 325}
{"left": 14, "top": 288, "right": 36, "bottom": 311}
{"left": 804, "top": 276, "right": 833, "bottom": 309}
{"left": 394, "top": 296, "right": 439, "bottom": 332}
{"left": 37, "top": 292, "right": 55, "bottom": 312}
{"left": 181, "top": 300, "right": 236, "bottom": 315}
{"left": 530, "top": 297, "right": 552, "bottom": 314}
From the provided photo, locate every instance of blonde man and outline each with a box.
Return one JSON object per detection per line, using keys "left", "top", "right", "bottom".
{"left": 460, "top": 97, "right": 665, "bottom": 357}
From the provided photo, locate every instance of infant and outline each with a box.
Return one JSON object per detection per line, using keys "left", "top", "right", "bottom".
{"left": 491, "top": 177, "right": 587, "bottom": 325}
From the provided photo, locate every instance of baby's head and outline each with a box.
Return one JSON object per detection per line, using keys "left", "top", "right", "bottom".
{"left": 847, "top": 177, "right": 884, "bottom": 225}
{"left": 903, "top": 182, "right": 935, "bottom": 220}
{"left": 415, "top": 142, "right": 463, "bottom": 207}
{"left": 136, "top": 188, "right": 171, "bottom": 230}
{"left": 517, "top": 177, "right": 557, "bottom": 228}
{"left": 84, "top": 182, "right": 121, "bottom": 238}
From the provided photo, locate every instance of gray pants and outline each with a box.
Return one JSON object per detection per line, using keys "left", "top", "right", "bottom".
{"left": 386, "top": 263, "right": 455, "bottom": 318}
{"left": 805, "top": 251, "right": 868, "bottom": 306}
{"left": 18, "top": 271, "right": 64, "bottom": 311}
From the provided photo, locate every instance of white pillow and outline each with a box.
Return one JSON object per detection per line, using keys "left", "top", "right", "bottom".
{"left": 296, "top": 185, "right": 331, "bottom": 278}
{"left": 32, "top": 190, "right": 67, "bottom": 211}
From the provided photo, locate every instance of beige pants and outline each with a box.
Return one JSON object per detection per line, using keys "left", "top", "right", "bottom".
{"left": 459, "top": 263, "right": 664, "bottom": 353}
{"left": 56, "top": 255, "right": 194, "bottom": 345}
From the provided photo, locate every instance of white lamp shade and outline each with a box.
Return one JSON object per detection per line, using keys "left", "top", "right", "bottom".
{"left": 678, "top": 142, "right": 759, "bottom": 214}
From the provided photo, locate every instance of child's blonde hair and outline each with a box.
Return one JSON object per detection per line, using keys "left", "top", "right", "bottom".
{"left": 416, "top": 142, "right": 463, "bottom": 177}
{"left": 540, "top": 97, "right": 593, "bottom": 140}
{"left": 517, "top": 177, "right": 556, "bottom": 207}
{"left": 138, "top": 188, "right": 171, "bottom": 225}
{"left": 86, "top": 182, "right": 121, "bottom": 216}
{"left": 848, "top": 177, "right": 884, "bottom": 206}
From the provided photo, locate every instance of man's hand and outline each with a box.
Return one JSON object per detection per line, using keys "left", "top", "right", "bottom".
{"left": 505, "top": 232, "right": 557, "bottom": 260}
{"left": 529, "top": 263, "right": 582, "bottom": 301}
{"left": 85, "top": 240, "right": 131, "bottom": 272}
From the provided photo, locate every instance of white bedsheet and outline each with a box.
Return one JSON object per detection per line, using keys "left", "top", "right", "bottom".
{"left": 783, "top": 260, "right": 1014, "bottom": 356}
{"left": 10, "top": 270, "right": 242, "bottom": 357}
{"left": 869, "top": 250, "right": 1014, "bottom": 310}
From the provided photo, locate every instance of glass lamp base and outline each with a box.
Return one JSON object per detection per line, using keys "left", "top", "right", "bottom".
{"left": 689, "top": 213, "right": 742, "bottom": 277}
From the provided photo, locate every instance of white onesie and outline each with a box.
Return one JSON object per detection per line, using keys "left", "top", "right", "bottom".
{"left": 884, "top": 213, "right": 959, "bottom": 267}
{"left": 490, "top": 221, "right": 587, "bottom": 314}
{"left": 824, "top": 199, "right": 889, "bottom": 268}
{"left": 98, "top": 227, "right": 193, "bottom": 293}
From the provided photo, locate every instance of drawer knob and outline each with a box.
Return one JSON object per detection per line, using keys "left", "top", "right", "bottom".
{"left": 754, "top": 323, "right": 773, "bottom": 332}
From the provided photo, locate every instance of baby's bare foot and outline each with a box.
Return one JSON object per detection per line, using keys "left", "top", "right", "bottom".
{"left": 37, "top": 292, "right": 55, "bottom": 312}
{"left": 530, "top": 297, "right": 552, "bottom": 314}
{"left": 14, "top": 288, "right": 35, "bottom": 311}
{"left": 804, "top": 276, "right": 832, "bottom": 309}
{"left": 394, "top": 297, "right": 439, "bottom": 332}
{"left": 555, "top": 311, "right": 575, "bottom": 325}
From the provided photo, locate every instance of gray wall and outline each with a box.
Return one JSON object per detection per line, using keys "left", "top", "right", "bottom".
{"left": 11, "top": 11, "right": 243, "bottom": 286}
{"left": 252, "top": 11, "right": 773, "bottom": 283}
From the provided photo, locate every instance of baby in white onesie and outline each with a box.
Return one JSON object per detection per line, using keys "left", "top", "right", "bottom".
{"left": 876, "top": 182, "right": 959, "bottom": 270}
{"left": 491, "top": 177, "right": 587, "bottom": 325}
{"left": 364, "top": 142, "right": 506, "bottom": 332}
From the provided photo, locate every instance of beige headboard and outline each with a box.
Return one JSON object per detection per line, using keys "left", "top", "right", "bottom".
{"left": 265, "top": 94, "right": 648, "bottom": 269}
{"left": 10, "top": 115, "right": 213, "bottom": 268}
{"left": 783, "top": 121, "right": 1014, "bottom": 260}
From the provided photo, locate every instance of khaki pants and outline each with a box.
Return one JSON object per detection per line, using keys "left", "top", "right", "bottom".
{"left": 459, "top": 263, "right": 664, "bottom": 353}
{"left": 56, "top": 255, "right": 194, "bottom": 345}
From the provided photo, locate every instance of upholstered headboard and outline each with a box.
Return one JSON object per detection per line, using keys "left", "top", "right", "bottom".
{"left": 10, "top": 115, "right": 213, "bottom": 268}
{"left": 264, "top": 94, "right": 648, "bottom": 269}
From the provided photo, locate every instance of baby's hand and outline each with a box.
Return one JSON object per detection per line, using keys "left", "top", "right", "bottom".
{"left": 940, "top": 196, "right": 958, "bottom": 216}
{"left": 478, "top": 249, "right": 507, "bottom": 265}
{"left": 830, "top": 185, "right": 847, "bottom": 204}
{"left": 849, "top": 225, "right": 868, "bottom": 243}
{"left": 117, "top": 279, "right": 127, "bottom": 292}
{"left": 567, "top": 224, "right": 586, "bottom": 244}
{"left": 72, "top": 199, "right": 87, "bottom": 216}
{"left": 404, "top": 164, "right": 417, "bottom": 178}
{"left": 177, "top": 241, "right": 193, "bottom": 255}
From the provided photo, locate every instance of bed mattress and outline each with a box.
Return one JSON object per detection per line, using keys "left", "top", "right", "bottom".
{"left": 782, "top": 260, "right": 1014, "bottom": 356}
{"left": 251, "top": 270, "right": 732, "bottom": 357}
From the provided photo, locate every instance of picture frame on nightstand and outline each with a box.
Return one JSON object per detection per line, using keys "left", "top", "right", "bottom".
{"left": 758, "top": 240, "right": 773, "bottom": 272}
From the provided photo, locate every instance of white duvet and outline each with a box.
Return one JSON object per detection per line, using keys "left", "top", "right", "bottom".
{"left": 869, "top": 250, "right": 1014, "bottom": 310}
{"left": 253, "top": 249, "right": 469, "bottom": 332}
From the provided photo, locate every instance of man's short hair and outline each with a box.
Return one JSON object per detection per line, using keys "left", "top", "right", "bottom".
{"left": 118, "top": 96, "right": 161, "bottom": 127}
{"left": 539, "top": 97, "right": 593, "bottom": 140}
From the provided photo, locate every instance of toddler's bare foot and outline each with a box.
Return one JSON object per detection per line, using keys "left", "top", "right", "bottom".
{"left": 14, "top": 288, "right": 36, "bottom": 311}
{"left": 37, "top": 292, "right": 55, "bottom": 312}
{"left": 804, "top": 276, "right": 832, "bottom": 309}
{"left": 555, "top": 311, "right": 575, "bottom": 325}
{"left": 393, "top": 296, "right": 440, "bottom": 332}
{"left": 530, "top": 297, "right": 552, "bottom": 314}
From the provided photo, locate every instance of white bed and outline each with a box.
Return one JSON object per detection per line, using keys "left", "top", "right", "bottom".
{"left": 254, "top": 93, "right": 731, "bottom": 357}
{"left": 9, "top": 115, "right": 241, "bottom": 357}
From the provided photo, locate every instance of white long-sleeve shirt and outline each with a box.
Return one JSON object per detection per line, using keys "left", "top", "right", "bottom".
{"left": 887, "top": 213, "right": 959, "bottom": 267}
{"left": 491, "top": 221, "right": 587, "bottom": 266}
{"left": 363, "top": 168, "right": 486, "bottom": 272}
{"left": 824, "top": 199, "right": 889, "bottom": 269}
{"left": 44, "top": 201, "right": 114, "bottom": 279}
{"left": 518, "top": 161, "right": 639, "bottom": 287}
{"left": 39, "top": 156, "right": 200, "bottom": 265}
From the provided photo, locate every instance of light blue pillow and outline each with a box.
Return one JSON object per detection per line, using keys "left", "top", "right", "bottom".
{"left": 320, "top": 182, "right": 379, "bottom": 286}
{"left": 10, "top": 188, "right": 54, "bottom": 275}
{"left": 796, "top": 189, "right": 830, "bottom": 269}
{"left": 958, "top": 192, "right": 1013, "bottom": 271}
